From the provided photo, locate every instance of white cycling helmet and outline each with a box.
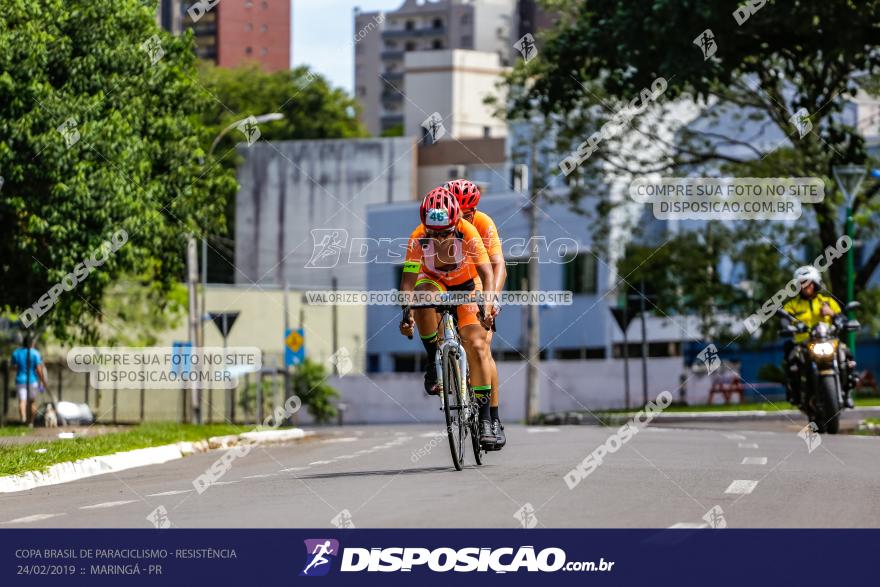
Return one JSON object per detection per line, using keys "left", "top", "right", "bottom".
{"left": 794, "top": 265, "right": 822, "bottom": 288}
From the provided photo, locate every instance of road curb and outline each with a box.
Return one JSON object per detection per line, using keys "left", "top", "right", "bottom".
{"left": 0, "top": 428, "right": 311, "bottom": 494}
{"left": 545, "top": 405, "right": 880, "bottom": 426}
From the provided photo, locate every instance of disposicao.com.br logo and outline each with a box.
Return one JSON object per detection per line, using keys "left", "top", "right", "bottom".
{"left": 301, "top": 541, "right": 614, "bottom": 574}
{"left": 301, "top": 539, "right": 340, "bottom": 577}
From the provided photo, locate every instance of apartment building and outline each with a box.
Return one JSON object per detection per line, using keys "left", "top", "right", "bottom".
{"left": 157, "top": 0, "right": 291, "bottom": 71}
{"left": 354, "top": 0, "right": 516, "bottom": 136}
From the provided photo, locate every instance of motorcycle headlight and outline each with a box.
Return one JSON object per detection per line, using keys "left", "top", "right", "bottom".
{"left": 809, "top": 341, "right": 837, "bottom": 358}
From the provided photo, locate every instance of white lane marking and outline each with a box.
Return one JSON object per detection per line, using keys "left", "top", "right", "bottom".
{"left": 243, "top": 474, "right": 275, "bottom": 479}
{"left": 333, "top": 455, "right": 356, "bottom": 460}
{"left": 147, "top": 490, "right": 192, "bottom": 497}
{"left": 725, "top": 480, "right": 759, "bottom": 495}
{"left": 724, "top": 434, "right": 747, "bottom": 440}
{"left": 3, "top": 513, "right": 67, "bottom": 524}
{"left": 526, "top": 427, "right": 560, "bottom": 433}
{"left": 280, "top": 467, "right": 310, "bottom": 472}
{"left": 209, "top": 481, "right": 239, "bottom": 487}
{"left": 420, "top": 432, "right": 446, "bottom": 438}
{"left": 355, "top": 449, "right": 373, "bottom": 454}
{"left": 80, "top": 500, "right": 138, "bottom": 510}
{"left": 738, "top": 442, "right": 759, "bottom": 449}
{"left": 321, "top": 437, "right": 359, "bottom": 444}
{"left": 309, "top": 460, "right": 333, "bottom": 465}
{"left": 668, "top": 522, "right": 708, "bottom": 529}
{"left": 741, "top": 457, "right": 768, "bottom": 465}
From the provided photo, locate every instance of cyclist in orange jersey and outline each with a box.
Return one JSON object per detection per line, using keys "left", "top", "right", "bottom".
{"left": 444, "top": 179, "right": 507, "bottom": 450}
{"left": 399, "top": 187, "right": 498, "bottom": 446}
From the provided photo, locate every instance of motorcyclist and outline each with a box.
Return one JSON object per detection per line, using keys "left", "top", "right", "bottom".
{"left": 782, "top": 265, "right": 856, "bottom": 409}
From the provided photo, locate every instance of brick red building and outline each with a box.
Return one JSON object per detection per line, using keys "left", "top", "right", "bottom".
{"left": 162, "top": 1, "right": 291, "bottom": 71}
{"left": 216, "top": 0, "right": 291, "bottom": 71}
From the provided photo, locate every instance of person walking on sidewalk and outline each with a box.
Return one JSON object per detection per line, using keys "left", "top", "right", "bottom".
{"left": 12, "top": 336, "right": 48, "bottom": 425}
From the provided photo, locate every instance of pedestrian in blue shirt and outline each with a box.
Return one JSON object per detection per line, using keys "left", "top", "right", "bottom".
{"left": 12, "top": 337, "right": 49, "bottom": 425}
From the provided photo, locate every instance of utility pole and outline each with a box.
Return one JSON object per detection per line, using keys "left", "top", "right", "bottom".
{"left": 622, "top": 302, "right": 631, "bottom": 409}
{"left": 639, "top": 278, "right": 649, "bottom": 406}
{"left": 200, "top": 237, "right": 207, "bottom": 348}
{"left": 187, "top": 235, "right": 201, "bottom": 424}
{"left": 331, "top": 276, "right": 339, "bottom": 375}
{"left": 524, "top": 143, "right": 540, "bottom": 424}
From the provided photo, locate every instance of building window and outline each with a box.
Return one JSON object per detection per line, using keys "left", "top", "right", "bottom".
{"left": 260, "top": 47, "right": 268, "bottom": 56}
{"left": 556, "top": 347, "right": 607, "bottom": 360}
{"left": 506, "top": 260, "right": 529, "bottom": 290}
{"left": 260, "top": 24, "right": 268, "bottom": 33}
{"left": 432, "top": 18, "right": 443, "bottom": 29}
{"left": 245, "top": 0, "right": 253, "bottom": 8}
{"left": 461, "top": 35, "right": 472, "bottom": 48}
{"left": 392, "top": 353, "right": 421, "bottom": 372}
{"left": 367, "top": 354, "right": 381, "bottom": 373}
{"left": 483, "top": 126, "right": 491, "bottom": 138}
{"left": 461, "top": 13, "right": 471, "bottom": 25}
{"left": 261, "top": 1, "right": 268, "bottom": 9}
{"left": 245, "top": 46, "right": 252, "bottom": 55}
{"left": 405, "top": 41, "right": 416, "bottom": 51}
{"left": 432, "top": 39, "right": 443, "bottom": 49}
{"left": 496, "top": 349, "right": 548, "bottom": 362}
{"left": 405, "top": 20, "right": 415, "bottom": 30}
{"left": 245, "top": 22, "right": 253, "bottom": 32}
{"left": 563, "top": 253, "right": 597, "bottom": 294}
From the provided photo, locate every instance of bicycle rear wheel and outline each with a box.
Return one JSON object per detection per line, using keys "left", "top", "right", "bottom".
{"left": 442, "top": 348, "right": 466, "bottom": 471}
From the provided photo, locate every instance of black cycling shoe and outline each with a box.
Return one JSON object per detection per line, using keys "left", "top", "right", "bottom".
{"left": 491, "top": 419, "right": 506, "bottom": 450}
{"left": 479, "top": 419, "right": 496, "bottom": 448}
{"left": 845, "top": 394, "right": 855, "bottom": 409}
{"left": 424, "top": 365, "right": 440, "bottom": 396}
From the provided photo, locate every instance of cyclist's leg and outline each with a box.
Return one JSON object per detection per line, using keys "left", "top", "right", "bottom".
{"left": 414, "top": 276, "right": 443, "bottom": 394}
{"left": 487, "top": 330, "right": 499, "bottom": 408}
{"left": 485, "top": 329, "right": 505, "bottom": 448}
{"left": 459, "top": 306, "right": 494, "bottom": 442}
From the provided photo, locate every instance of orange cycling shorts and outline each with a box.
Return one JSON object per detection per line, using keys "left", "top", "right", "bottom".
{"left": 414, "top": 273, "right": 481, "bottom": 328}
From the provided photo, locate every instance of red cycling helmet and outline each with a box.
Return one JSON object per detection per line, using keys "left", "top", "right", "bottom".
{"left": 444, "top": 178, "right": 481, "bottom": 211}
{"left": 419, "top": 187, "right": 460, "bottom": 231}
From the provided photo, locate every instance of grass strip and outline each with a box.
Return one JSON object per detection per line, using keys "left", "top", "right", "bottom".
{"left": 0, "top": 423, "right": 256, "bottom": 478}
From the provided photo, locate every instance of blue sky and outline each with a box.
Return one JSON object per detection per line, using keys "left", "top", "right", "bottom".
{"left": 293, "top": 0, "right": 402, "bottom": 93}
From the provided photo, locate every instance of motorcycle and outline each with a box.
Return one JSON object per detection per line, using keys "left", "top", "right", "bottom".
{"left": 776, "top": 303, "right": 860, "bottom": 434}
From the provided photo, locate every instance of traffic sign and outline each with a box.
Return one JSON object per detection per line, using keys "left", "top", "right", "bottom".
{"left": 285, "top": 328, "right": 305, "bottom": 367}
{"left": 609, "top": 307, "right": 636, "bottom": 332}
{"left": 171, "top": 341, "right": 194, "bottom": 376}
{"left": 209, "top": 312, "right": 240, "bottom": 338}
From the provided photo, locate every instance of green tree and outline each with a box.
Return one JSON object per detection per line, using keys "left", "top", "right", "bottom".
{"left": 293, "top": 359, "right": 339, "bottom": 424}
{"left": 0, "top": 0, "right": 236, "bottom": 343}
{"left": 503, "top": 0, "right": 880, "bottom": 332}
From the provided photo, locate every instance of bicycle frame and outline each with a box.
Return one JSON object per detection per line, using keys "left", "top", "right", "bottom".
{"left": 435, "top": 309, "right": 470, "bottom": 416}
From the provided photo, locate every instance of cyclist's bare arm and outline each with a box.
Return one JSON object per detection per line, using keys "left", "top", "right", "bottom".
{"left": 399, "top": 269, "right": 418, "bottom": 336}
{"left": 489, "top": 253, "right": 506, "bottom": 293}
{"left": 475, "top": 262, "right": 497, "bottom": 325}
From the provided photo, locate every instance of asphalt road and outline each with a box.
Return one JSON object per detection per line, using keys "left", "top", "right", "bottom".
{"left": 2, "top": 420, "right": 879, "bottom": 528}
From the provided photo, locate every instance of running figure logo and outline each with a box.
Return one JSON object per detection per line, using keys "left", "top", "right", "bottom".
{"left": 300, "top": 539, "right": 340, "bottom": 577}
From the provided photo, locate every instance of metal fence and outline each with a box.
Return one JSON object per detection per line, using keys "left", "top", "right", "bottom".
{"left": 0, "top": 360, "right": 295, "bottom": 427}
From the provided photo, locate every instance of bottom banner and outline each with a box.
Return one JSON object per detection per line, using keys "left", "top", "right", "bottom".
{"left": 1, "top": 529, "right": 875, "bottom": 585}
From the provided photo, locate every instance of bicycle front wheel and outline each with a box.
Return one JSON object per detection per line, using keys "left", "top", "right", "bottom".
{"left": 442, "top": 348, "right": 466, "bottom": 471}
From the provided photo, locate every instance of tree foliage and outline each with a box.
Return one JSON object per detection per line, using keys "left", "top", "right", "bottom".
{"left": 504, "top": 0, "right": 880, "bottom": 334}
{"left": 0, "top": 0, "right": 236, "bottom": 343}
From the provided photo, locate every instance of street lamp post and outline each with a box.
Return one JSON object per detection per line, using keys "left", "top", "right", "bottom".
{"left": 192, "top": 112, "right": 284, "bottom": 363}
{"left": 832, "top": 164, "right": 866, "bottom": 357}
